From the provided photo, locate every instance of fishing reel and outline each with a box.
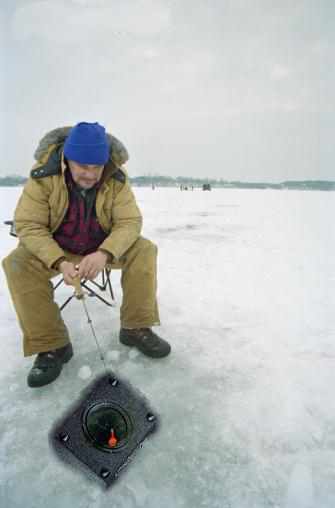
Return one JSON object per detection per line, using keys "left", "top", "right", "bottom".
{"left": 48, "top": 371, "right": 158, "bottom": 490}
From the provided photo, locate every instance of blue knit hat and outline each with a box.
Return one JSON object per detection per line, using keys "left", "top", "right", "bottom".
{"left": 63, "top": 122, "right": 110, "bottom": 164}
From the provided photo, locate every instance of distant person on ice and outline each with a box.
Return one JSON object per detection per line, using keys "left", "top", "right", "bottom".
{"left": 2, "top": 122, "right": 171, "bottom": 388}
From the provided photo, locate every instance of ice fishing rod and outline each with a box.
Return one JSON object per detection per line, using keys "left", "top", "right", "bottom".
{"left": 73, "top": 276, "right": 109, "bottom": 375}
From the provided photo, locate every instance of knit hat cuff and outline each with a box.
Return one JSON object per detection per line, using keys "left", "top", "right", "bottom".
{"left": 64, "top": 143, "right": 110, "bottom": 165}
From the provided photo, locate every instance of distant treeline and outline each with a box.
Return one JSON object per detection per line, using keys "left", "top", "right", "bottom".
{"left": 0, "top": 174, "right": 334, "bottom": 191}
{"left": 132, "top": 176, "right": 335, "bottom": 191}
{"left": 0, "top": 175, "right": 28, "bottom": 186}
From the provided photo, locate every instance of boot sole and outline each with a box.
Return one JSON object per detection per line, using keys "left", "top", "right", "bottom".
{"left": 27, "top": 345, "right": 74, "bottom": 388}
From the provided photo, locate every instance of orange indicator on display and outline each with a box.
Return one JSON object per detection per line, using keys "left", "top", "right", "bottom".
{"left": 108, "top": 428, "right": 117, "bottom": 448}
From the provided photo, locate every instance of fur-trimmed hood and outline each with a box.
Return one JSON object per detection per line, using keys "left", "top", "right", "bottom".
{"left": 33, "top": 125, "right": 129, "bottom": 166}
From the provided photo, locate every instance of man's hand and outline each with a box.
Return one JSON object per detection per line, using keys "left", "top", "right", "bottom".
{"left": 59, "top": 260, "right": 79, "bottom": 285}
{"left": 77, "top": 251, "right": 108, "bottom": 281}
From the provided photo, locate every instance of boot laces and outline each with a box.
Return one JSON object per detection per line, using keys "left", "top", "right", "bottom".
{"left": 127, "top": 328, "right": 152, "bottom": 342}
{"left": 38, "top": 350, "right": 57, "bottom": 359}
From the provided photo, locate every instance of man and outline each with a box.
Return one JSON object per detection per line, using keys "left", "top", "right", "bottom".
{"left": 2, "top": 121, "right": 171, "bottom": 388}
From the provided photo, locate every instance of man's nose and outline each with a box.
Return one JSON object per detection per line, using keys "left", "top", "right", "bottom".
{"left": 86, "top": 167, "right": 101, "bottom": 175}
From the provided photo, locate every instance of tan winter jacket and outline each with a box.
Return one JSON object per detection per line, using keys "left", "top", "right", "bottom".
{"left": 13, "top": 127, "right": 142, "bottom": 269}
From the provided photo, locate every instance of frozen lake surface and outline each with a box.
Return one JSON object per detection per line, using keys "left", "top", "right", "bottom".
{"left": 0, "top": 186, "right": 334, "bottom": 508}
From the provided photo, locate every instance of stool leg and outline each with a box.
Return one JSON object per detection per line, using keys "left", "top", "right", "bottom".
{"left": 81, "top": 281, "right": 114, "bottom": 307}
{"left": 54, "top": 269, "right": 115, "bottom": 310}
{"left": 105, "top": 269, "right": 114, "bottom": 300}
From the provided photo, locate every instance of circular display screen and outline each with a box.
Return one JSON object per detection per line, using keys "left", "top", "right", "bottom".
{"left": 83, "top": 402, "right": 132, "bottom": 452}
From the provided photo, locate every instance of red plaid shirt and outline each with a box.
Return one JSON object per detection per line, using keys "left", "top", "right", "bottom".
{"left": 52, "top": 169, "right": 108, "bottom": 256}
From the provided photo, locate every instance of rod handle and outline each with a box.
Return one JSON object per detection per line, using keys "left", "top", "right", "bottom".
{"left": 73, "top": 276, "right": 84, "bottom": 299}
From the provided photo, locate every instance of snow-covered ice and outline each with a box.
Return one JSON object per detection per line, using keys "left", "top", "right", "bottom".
{"left": 77, "top": 365, "right": 92, "bottom": 380}
{"left": 0, "top": 186, "right": 334, "bottom": 508}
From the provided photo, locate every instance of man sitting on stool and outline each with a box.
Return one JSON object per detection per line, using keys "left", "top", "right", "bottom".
{"left": 2, "top": 121, "right": 171, "bottom": 388}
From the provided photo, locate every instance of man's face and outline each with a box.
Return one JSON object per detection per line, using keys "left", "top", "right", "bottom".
{"left": 68, "top": 160, "right": 105, "bottom": 189}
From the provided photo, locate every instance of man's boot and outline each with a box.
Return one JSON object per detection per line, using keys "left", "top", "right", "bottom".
{"left": 27, "top": 343, "right": 73, "bottom": 388}
{"left": 119, "top": 328, "right": 171, "bottom": 358}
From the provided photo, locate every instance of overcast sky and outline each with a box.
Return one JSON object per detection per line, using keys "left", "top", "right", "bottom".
{"left": 1, "top": 0, "right": 334, "bottom": 182}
